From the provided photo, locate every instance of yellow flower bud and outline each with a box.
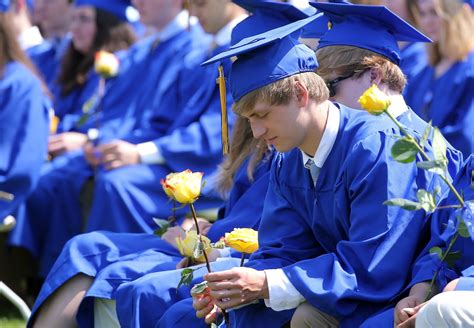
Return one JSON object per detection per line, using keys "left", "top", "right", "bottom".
{"left": 224, "top": 228, "right": 259, "bottom": 254}
{"left": 50, "top": 116, "right": 59, "bottom": 135}
{"left": 160, "top": 170, "right": 203, "bottom": 204}
{"left": 175, "top": 230, "right": 211, "bottom": 262}
{"left": 94, "top": 50, "right": 119, "bottom": 78}
{"left": 358, "top": 84, "right": 391, "bottom": 115}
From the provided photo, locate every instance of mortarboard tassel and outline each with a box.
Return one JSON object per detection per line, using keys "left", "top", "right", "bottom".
{"left": 216, "top": 65, "right": 229, "bottom": 155}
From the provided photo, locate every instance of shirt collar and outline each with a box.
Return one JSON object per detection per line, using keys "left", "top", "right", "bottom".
{"left": 301, "top": 102, "right": 340, "bottom": 169}
{"left": 154, "top": 10, "right": 189, "bottom": 42}
{"left": 387, "top": 94, "right": 408, "bottom": 118}
{"left": 18, "top": 26, "right": 43, "bottom": 50}
{"left": 214, "top": 14, "right": 247, "bottom": 47}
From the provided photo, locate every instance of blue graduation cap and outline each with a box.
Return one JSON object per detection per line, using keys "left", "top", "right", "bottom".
{"left": 75, "top": 0, "right": 134, "bottom": 22}
{"left": 308, "top": 2, "right": 431, "bottom": 64}
{"left": 0, "top": 0, "right": 10, "bottom": 12}
{"left": 204, "top": 14, "right": 322, "bottom": 102}
{"left": 214, "top": 1, "right": 320, "bottom": 154}
{"left": 465, "top": 0, "right": 474, "bottom": 8}
{"left": 231, "top": 0, "right": 313, "bottom": 44}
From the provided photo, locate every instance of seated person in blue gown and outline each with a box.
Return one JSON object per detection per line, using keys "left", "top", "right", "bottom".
{"left": 186, "top": 4, "right": 456, "bottom": 328}
{"left": 395, "top": 155, "right": 474, "bottom": 327}
{"left": 404, "top": 0, "right": 474, "bottom": 156}
{"left": 47, "top": 0, "right": 136, "bottom": 157}
{"left": 26, "top": 0, "right": 72, "bottom": 90}
{"left": 29, "top": 115, "right": 273, "bottom": 327}
{"left": 313, "top": 2, "right": 462, "bottom": 183}
{"left": 0, "top": 0, "right": 50, "bottom": 221}
{"left": 8, "top": 0, "right": 215, "bottom": 278}
{"left": 360, "top": 156, "right": 474, "bottom": 328}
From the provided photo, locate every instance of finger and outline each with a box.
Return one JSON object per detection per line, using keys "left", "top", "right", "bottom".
{"left": 395, "top": 309, "right": 411, "bottom": 325}
{"left": 204, "top": 305, "right": 218, "bottom": 325}
{"left": 193, "top": 296, "right": 212, "bottom": 311}
{"left": 205, "top": 270, "right": 235, "bottom": 282}
{"left": 397, "top": 314, "right": 416, "bottom": 328}
{"left": 207, "top": 280, "right": 236, "bottom": 291}
{"left": 105, "top": 161, "right": 124, "bottom": 170}
{"left": 195, "top": 301, "right": 214, "bottom": 318}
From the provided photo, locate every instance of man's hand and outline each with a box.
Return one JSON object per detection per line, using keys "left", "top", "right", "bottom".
{"left": 394, "top": 282, "right": 430, "bottom": 327}
{"left": 84, "top": 142, "right": 101, "bottom": 167}
{"left": 97, "top": 140, "right": 140, "bottom": 170}
{"left": 204, "top": 267, "right": 268, "bottom": 309}
{"left": 192, "top": 288, "right": 219, "bottom": 324}
{"left": 48, "top": 132, "right": 88, "bottom": 157}
{"left": 443, "top": 278, "right": 459, "bottom": 292}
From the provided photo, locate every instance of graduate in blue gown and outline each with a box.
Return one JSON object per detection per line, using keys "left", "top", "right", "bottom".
{"left": 313, "top": 3, "right": 462, "bottom": 180}
{"left": 0, "top": 1, "right": 50, "bottom": 221}
{"left": 185, "top": 4, "right": 457, "bottom": 328}
{"left": 26, "top": 0, "right": 72, "bottom": 91}
{"left": 404, "top": 0, "right": 474, "bottom": 156}
{"left": 29, "top": 116, "right": 273, "bottom": 327}
{"left": 361, "top": 155, "right": 474, "bottom": 327}
{"left": 8, "top": 1, "right": 213, "bottom": 278}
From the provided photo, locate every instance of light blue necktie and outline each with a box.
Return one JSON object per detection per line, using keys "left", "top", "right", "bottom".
{"left": 305, "top": 159, "right": 320, "bottom": 185}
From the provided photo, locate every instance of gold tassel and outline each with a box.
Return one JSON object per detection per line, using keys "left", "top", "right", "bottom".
{"left": 216, "top": 65, "right": 229, "bottom": 155}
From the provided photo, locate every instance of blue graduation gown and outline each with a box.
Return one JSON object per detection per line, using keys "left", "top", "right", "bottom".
{"left": 27, "top": 36, "right": 70, "bottom": 91}
{"left": 361, "top": 155, "right": 474, "bottom": 327}
{"left": 404, "top": 51, "right": 474, "bottom": 156}
{"left": 232, "top": 106, "right": 451, "bottom": 328}
{"left": 400, "top": 41, "right": 427, "bottom": 90}
{"left": 0, "top": 61, "right": 50, "bottom": 219}
{"left": 84, "top": 44, "right": 233, "bottom": 233}
{"left": 9, "top": 27, "right": 206, "bottom": 277}
{"left": 27, "top": 152, "right": 273, "bottom": 327}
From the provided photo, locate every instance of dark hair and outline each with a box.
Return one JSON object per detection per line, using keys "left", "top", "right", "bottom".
{"left": 0, "top": 12, "right": 48, "bottom": 92}
{"left": 58, "top": 8, "right": 136, "bottom": 96}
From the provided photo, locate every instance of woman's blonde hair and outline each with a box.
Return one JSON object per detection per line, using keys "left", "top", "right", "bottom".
{"left": 316, "top": 45, "right": 407, "bottom": 93}
{"left": 409, "top": 0, "right": 474, "bottom": 65}
{"left": 215, "top": 116, "right": 268, "bottom": 196}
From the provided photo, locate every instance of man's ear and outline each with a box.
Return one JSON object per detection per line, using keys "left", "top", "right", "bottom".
{"left": 369, "top": 68, "right": 383, "bottom": 85}
{"left": 295, "top": 80, "right": 309, "bottom": 107}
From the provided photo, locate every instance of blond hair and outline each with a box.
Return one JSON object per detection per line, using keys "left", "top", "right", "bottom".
{"left": 232, "top": 72, "right": 329, "bottom": 117}
{"left": 316, "top": 45, "right": 407, "bottom": 93}
{"left": 409, "top": 0, "right": 474, "bottom": 65}
{"left": 215, "top": 116, "right": 269, "bottom": 196}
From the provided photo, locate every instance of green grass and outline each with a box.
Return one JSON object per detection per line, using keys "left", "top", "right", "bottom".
{"left": 0, "top": 299, "right": 27, "bottom": 328}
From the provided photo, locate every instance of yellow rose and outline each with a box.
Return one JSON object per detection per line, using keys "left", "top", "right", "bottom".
{"left": 160, "top": 169, "right": 203, "bottom": 204}
{"left": 224, "top": 228, "right": 259, "bottom": 254}
{"left": 175, "top": 230, "right": 211, "bottom": 262}
{"left": 94, "top": 50, "right": 119, "bottom": 78}
{"left": 358, "top": 84, "right": 391, "bottom": 115}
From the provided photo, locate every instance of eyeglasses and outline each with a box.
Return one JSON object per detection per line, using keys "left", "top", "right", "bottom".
{"left": 326, "top": 73, "right": 356, "bottom": 97}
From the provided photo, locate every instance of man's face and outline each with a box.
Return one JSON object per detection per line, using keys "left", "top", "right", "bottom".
{"left": 326, "top": 70, "right": 372, "bottom": 110}
{"left": 34, "top": 0, "right": 71, "bottom": 36}
{"left": 132, "top": 0, "right": 179, "bottom": 29}
{"left": 244, "top": 98, "right": 307, "bottom": 153}
{"left": 189, "top": 0, "right": 230, "bottom": 34}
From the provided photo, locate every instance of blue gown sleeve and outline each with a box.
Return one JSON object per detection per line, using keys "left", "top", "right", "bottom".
{"left": 0, "top": 62, "right": 50, "bottom": 218}
{"left": 152, "top": 59, "right": 234, "bottom": 173}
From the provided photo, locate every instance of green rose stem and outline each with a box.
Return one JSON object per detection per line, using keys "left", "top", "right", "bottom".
{"left": 240, "top": 252, "right": 245, "bottom": 267}
{"left": 189, "top": 203, "right": 229, "bottom": 325}
{"left": 385, "top": 110, "right": 465, "bottom": 207}
{"left": 189, "top": 203, "right": 211, "bottom": 273}
{"left": 426, "top": 233, "right": 460, "bottom": 300}
{"left": 384, "top": 110, "right": 465, "bottom": 302}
